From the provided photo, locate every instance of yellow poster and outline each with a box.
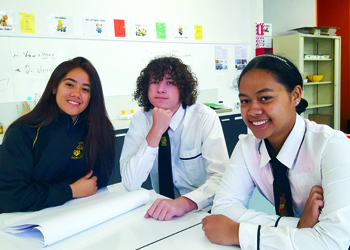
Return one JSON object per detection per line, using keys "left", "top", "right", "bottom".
{"left": 194, "top": 25, "right": 202, "bottom": 40}
{"left": 19, "top": 12, "right": 35, "bottom": 33}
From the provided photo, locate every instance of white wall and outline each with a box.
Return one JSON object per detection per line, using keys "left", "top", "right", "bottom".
{"left": 0, "top": 0, "right": 263, "bottom": 132}
{"left": 264, "top": 0, "right": 316, "bottom": 37}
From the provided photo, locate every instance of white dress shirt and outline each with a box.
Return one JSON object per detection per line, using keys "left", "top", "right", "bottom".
{"left": 213, "top": 114, "right": 350, "bottom": 249}
{"left": 120, "top": 103, "right": 229, "bottom": 210}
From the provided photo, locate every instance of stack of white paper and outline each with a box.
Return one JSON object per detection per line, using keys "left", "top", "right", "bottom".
{"left": 3, "top": 189, "right": 149, "bottom": 246}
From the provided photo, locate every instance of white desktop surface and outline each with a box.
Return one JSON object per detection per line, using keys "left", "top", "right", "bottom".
{"left": 141, "top": 223, "right": 237, "bottom": 250}
{"left": 111, "top": 110, "right": 241, "bottom": 131}
{"left": 0, "top": 183, "right": 238, "bottom": 250}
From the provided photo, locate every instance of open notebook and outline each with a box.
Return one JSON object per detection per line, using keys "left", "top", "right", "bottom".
{"left": 3, "top": 188, "right": 149, "bottom": 247}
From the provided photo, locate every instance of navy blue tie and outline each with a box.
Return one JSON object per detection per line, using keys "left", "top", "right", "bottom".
{"left": 265, "top": 139, "right": 294, "bottom": 217}
{"left": 270, "top": 157, "right": 294, "bottom": 217}
{"left": 158, "top": 128, "right": 175, "bottom": 199}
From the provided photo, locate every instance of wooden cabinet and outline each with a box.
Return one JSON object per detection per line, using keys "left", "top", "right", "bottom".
{"left": 273, "top": 33, "right": 341, "bottom": 129}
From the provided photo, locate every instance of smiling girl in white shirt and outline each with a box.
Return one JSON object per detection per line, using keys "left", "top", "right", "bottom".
{"left": 202, "top": 55, "right": 350, "bottom": 249}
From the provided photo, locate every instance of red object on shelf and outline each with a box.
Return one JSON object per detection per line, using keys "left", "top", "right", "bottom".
{"left": 346, "top": 135, "right": 350, "bottom": 139}
{"left": 256, "top": 47, "right": 273, "bottom": 56}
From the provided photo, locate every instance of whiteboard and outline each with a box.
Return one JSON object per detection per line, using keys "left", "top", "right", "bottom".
{"left": 0, "top": 37, "right": 14, "bottom": 103}
{"left": 1, "top": 36, "right": 247, "bottom": 105}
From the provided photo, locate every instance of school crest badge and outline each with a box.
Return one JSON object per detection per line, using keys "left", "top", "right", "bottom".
{"left": 160, "top": 136, "right": 167, "bottom": 146}
{"left": 71, "top": 141, "right": 84, "bottom": 159}
{"left": 278, "top": 193, "right": 289, "bottom": 217}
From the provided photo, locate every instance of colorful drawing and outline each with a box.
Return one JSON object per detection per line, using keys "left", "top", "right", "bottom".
{"left": 132, "top": 22, "right": 148, "bottom": 38}
{"left": 178, "top": 27, "right": 183, "bottom": 35}
{"left": 96, "top": 23, "right": 102, "bottom": 33}
{"left": 0, "top": 15, "right": 8, "bottom": 26}
{"left": 0, "top": 11, "right": 15, "bottom": 32}
{"left": 56, "top": 20, "right": 67, "bottom": 32}
{"left": 57, "top": 20, "right": 62, "bottom": 31}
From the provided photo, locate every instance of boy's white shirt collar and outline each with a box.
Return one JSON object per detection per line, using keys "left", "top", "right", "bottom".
{"left": 169, "top": 104, "right": 185, "bottom": 132}
{"left": 259, "top": 113, "right": 306, "bottom": 169}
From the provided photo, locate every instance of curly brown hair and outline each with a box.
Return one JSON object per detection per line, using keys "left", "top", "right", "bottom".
{"left": 133, "top": 56, "right": 198, "bottom": 111}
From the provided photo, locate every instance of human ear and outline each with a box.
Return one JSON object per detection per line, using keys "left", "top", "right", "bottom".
{"left": 292, "top": 85, "right": 302, "bottom": 106}
{"left": 53, "top": 88, "right": 56, "bottom": 94}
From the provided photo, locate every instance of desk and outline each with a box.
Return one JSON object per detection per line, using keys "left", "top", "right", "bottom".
{"left": 0, "top": 183, "right": 239, "bottom": 250}
{"left": 110, "top": 111, "right": 241, "bottom": 131}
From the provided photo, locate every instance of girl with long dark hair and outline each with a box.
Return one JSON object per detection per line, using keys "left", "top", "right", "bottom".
{"left": 0, "top": 57, "right": 116, "bottom": 213}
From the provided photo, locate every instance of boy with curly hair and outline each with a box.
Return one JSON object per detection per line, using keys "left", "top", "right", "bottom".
{"left": 120, "top": 56, "right": 229, "bottom": 220}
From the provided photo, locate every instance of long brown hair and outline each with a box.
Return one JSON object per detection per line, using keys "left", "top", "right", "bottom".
{"left": 5, "top": 57, "right": 115, "bottom": 176}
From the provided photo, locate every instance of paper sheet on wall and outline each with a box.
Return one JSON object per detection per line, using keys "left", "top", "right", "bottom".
{"left": 3, "top": 189, "right": 150, "bottom": 247}
{"left": 156, "top": 22, "right": 166, "bottom": 39}
{"left": 214, "top": 46, "right": 228, "bottom": 71}
{"left": 255, "top": 22, "right": 264, "bottom": 48}
{"left": 264, "top": 23, "right": 272, "bottom": 48}
{"left": 0, "top": 11, "right": 15, "bottom": 32}
{"left": 83, "top": 17, "right": 107, "bottom": 36}
{"left": 173, "top": 24, "right": 189, "bottom": 39}
{"left": 114, "top": 19, "right": 125, "bottom": 37}
{"left": 19, "top": 12, "right": 35, "bottom": 33}
{"left": 235, "top": 45, "right": 248, "bottom": 71}
{"left": 47, "top": 14, "right": 74, "bottom": 35}
{"left": 130, "top": 21, "right": 152, "bottom": 38}
{"left": 194, "top": 25, "right": 202, "bottom": 40}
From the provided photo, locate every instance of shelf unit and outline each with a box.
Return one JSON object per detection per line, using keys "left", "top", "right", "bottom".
{"left": 273, "top": 33, "right": 341, "bottom": 130}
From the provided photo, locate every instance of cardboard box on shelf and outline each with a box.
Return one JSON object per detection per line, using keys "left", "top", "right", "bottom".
{"left": 308, "top": 114, "right": 332, "bottom": 127}
{"left": 291, "top": 26, "right": 338, "bottom": 36}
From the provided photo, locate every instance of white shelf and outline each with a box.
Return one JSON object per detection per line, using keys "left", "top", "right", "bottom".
{"left": 304, "top": 58, "right": 332, "bottom": 61}
{"left": 304, "top": 81, "right": 333, "bottom": 86}
{"left": 273, "top": 33, "right": 341, "bottom": 129}
{"left": 306, "top": 104, "right": 333, "bottom": 109}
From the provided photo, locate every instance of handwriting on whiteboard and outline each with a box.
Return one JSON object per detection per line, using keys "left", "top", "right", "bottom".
{"left": 12, "top": 50, "right": 57, "bottom": 75}
{"left": 13, "top": 51, "right": 55, "bottom": 59}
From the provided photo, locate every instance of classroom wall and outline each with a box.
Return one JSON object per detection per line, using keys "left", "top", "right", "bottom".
{"left": 0, "top": 0, "right": 263, "bottom": 132}
{"left": 263, "top": 0, "right": 316, "bottom": 37}
{"left": 317, "top": 0, "right": 350, "bottom": 132}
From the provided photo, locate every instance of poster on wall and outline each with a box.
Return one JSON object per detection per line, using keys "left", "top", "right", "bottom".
{"left": 255, "top": 22, "right": 264, "bottom": 48}
{"left": 83, "top": 17, "right": 107, "bottom": 36}
{"left": 19, "top": 12, "right": 35, "bottom": 33}
{"left": 264, "top": 23, "right": 272, "bottom": 48}
{"left": 130, "top": 21, "right": 152, "bottom": 38}
{"left": 172, "top": 24, "right": 189, "bottom": 39}
{"left": 0, "top": 11, "right": 15, "bottom": 32}
{"left": 156, "top": 22, "right": 166, "bottom": 39}
{"left": 235, "top": 45, "right": 248, "bottom": 71}
{"left": 194, "top": 25, "right": 202, "bottom": 40}
{"left": 114, "top": 19, "right": 125, "bottom": 37}
{"left": 47, "top": 14, "right": 74, "bottom": 35}
{"left": 214, "top": 46, "right": 228, "bottom": 71}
